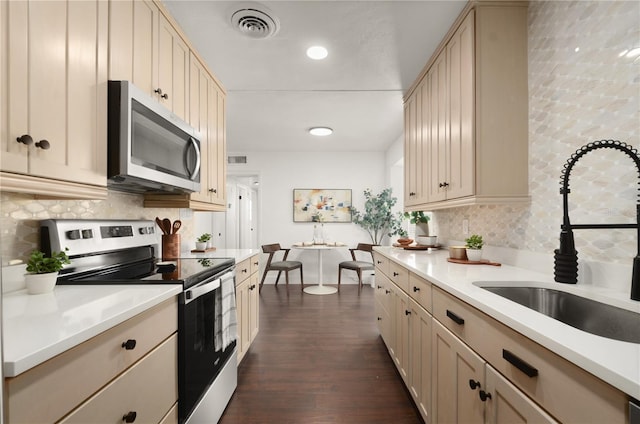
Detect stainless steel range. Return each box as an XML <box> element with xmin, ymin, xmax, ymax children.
<box><xmin>41</xmin><ymin>219</ymin><xmax>238</xmax><ymax>424</ymax></box>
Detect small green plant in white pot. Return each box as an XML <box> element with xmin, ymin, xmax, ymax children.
<box><xmin>465</xmin><ymin>234</ymin><xmax>484</xmax><ymax>262</ymax></box>
<box><xmin>196</xmin><ymin>233</ymin><xmax>211</xmax><ymax>250</ymax></box>
<box><xmin>25</xmin><ymin>248</ymin><xmax>70</xmax><ymax>294</ymax></box>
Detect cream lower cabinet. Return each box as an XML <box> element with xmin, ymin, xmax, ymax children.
<box><xmin>0</xmin><ymin>0</ymin><xmax>108</xmax><ymax>199</ymax></box>
<box><xmin>4</xmin><ymin>298</ymin><xmax>178</xmax><ymax>424</ymax></box>
<box><xmin>408</xmin><ymin>297</ymin><xmax>432</xmax><ymax>421</ymax></box>
<box><xmin>374</xmin><ymin>252</ymin><xmax>629</xmax><ymax>424</ymax></box>
<box><xmin>236</xmin><ymin>254</ymin><xmax>260</xmax><ymax>363</ymax></box>
<box><xmin>432</xmin><ymin>319</ymin><xmax>485</xmax><ymax>424</ymax></box>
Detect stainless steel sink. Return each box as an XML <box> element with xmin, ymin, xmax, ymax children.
<box><xmin>479</xmin><ymin>286</ymin><xmax>640</xmax><ymax>344</ymax></box>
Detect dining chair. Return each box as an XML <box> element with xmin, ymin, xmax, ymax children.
<box><xmin>337</xmin><ymin>243</ymin><xmax>375</xmax><ymax>290</ymax></box>
<box><xmin>259</xmin><ymin>243</ymin><xmax>304</xmax><ymax>291</ymax></box>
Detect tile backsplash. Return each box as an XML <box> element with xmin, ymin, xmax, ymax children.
<box><xmin>0</xmin><ymin>191</ymin><xmax>193</xmax><ymax>265</ymax></box>
<box><xmin>434</xmin><ymin>0</ymin><xmax>639</xmax><ymax>266</ymax></box>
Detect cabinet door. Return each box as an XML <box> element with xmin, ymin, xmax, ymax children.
<box><xmin>2</xmin><ymin>0</ymin><xmax>28</xmax><ymax>173</ymax></box>
<box><xmin>408</xmin><ymin>298</ymin><xmax>432</xmax><ymax>422</ymax></box>
<box><xmin>248</xmin><ymin>272</ymin><xmax>260</xmax><ymax>344</ymax></box>
<box><xmin>432</xmin><ymin>319</ymin><xmax>484</xmax><ymax>424</ymax></box>
<box><xmin>236</xmin><ymin>278</ymin><xmax>250</xmax><ymax>363</ymax></box>
<box><xmin>392</xmin><ymin>285</ymin><xmax>410</xmax><ymax>384</ymax></box>
<box><xmin>189</xmin><ymin>54</ymin><xmax>211</xmax><ymax>203</ymax></box>
<box><xmin>4</xmin><ymin>0</ymin><xmax>106</xmax><ymax>187</ymax></box>
<box><xmin>428</xmin><ymin>52</ymin><xmax>448</xmax><ymax>202</ymax></box>
<box><xmin>485</xmin><ymin>365</ymin><xmax>558</xmax><ymax>424</ymax></box>
<box><xmin>404</xmin><ymin>91</ymin><xmax>419</xmax><ymax>206</ymax></box>
<box><xmin>446</xmin><ymin>10</ymin><xmax>475</xmax><ymax>200</ymax></box>
<box><xmin>375</xmin><ymin>274</ymin><xmax>392</xmax><ymax>345</ymax></box>
<box><xmin>108</xmin><ymin>0</ymin><xmax>158</xmax><ymax>96</ymax></box>
<box><xmin>158</xmin><ymin>14</ymin><xmax>189</xmax><ymax>119</ymax></box>
<box><xmin>207</xmin><ymin>81</ymin><xmax>226</xmax><ymax>206</ymax></box>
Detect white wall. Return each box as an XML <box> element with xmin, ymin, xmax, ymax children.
<box><xmin>232</xmin><ymin>150</ymin><xmax>386</xmax><ymax>285</ymax></box>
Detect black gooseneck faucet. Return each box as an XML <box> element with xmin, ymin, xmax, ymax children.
<box><xmin>554</xmin><ymin>140</ymin><xmax>640</xmax><ymax>301</ymax></box>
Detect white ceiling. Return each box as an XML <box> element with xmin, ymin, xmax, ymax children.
<box><xmin>162</xmin><ymin>0</ymin><xmax>466</xmax><ymax>153</ymax></box>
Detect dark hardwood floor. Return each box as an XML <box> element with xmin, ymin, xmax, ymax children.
<box><xmin>219</xmin><ymin>284</ymin><xmax>423</xmax><ymax>424</ymax></box>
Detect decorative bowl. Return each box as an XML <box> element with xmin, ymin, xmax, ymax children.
<box><xmin>449</xmin><ymin>246</ymin><xmax>468</xmax><ymax>260</ymax></box>
<box><xmin>416</xmin><ymin>235</ymin><xmax>437</xmax><ymax>246</ymax></box>
<box><xmin>396</xmin><ymin>238</ymin><xmax>413</xmax><ymax>246</ymax></box>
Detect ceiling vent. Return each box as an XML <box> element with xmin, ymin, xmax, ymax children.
<box><xmin>230</xmin><ymin>3</ymin><xmax>279</xmax><ymax>39</ymax></box>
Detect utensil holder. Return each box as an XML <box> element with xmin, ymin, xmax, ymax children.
<box><xmin>162</xmin><ymin>234</ymin><xmax>180</xmax><ymax>260</ymax></box>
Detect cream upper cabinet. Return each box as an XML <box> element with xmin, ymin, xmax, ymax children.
<box><xmin>108</xmin><ymin>0</ymin><xmax>158</xmax><ymax>97</ymax></box>
<box><xmin>158</xmin><ymin>13</ymin><xmax>189</xmax><ymax>120</ymax></box>
<box><xmin>108</xmin><ymin>0</ymin><xmax>188</xmax><ymax>121</ymax></box>
<box><xmin>0</xmin><ymin>0</ymin><xmax>108</xmax><ymax>199</ymax></box>
<box><xmin>405</xmin><ymin>3</ymin><xmax>529</xmax><ymax>211</ymax></box>
<box><xmin>145</xmin><ymin>53</ymin><xmax>227</xmax><ymax>211</ymax></box>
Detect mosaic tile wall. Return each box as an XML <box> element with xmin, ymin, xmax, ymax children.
<box><xmin>434</xmin><ymin>0</ymin><xmax>640</xmax><ymax>265</ymax></box>
<box><xmin>0</xmin><ymin>191</ymin><xmax>193</xmax><ymax>265</ymax></box>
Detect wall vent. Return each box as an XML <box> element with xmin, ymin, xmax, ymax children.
<box><xmin>228</xmin><ymin>155</ymin><xmax>248</xmax><ymax>164</ymax></box>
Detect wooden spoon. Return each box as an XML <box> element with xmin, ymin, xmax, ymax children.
<box><xmin>172</xmin><ymin>220</ymin><xmax>182</xmax><ymax>234</ymax></box>
<box><xmin>155</xmin><ymin>217</ymin><xmax>167</xmax><ymax>235</ymax></box>
<box><xmin>162</xmin><ymin>218</ymin><xmax>172</xmax><ymax>236</ymax></box>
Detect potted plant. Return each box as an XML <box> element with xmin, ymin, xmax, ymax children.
<box><xmin>351</xmin><ymin>188</ymin><xmax>403</xmax><ymax>245</ymax></box>
<box><xmin>465</xmin><ymin>234</ymin><xmax>484</xmax><ymax>262</ymax></box>
<box><xmin>404</xmin><ymin>211</ymin><xmax>430</xmax><ymax>235</ymax></box>
<box><xmin>390</xmin><ymin>212</ymin><xmax>412</xmax><ymax>246</ymax></box>
<box><xmin>196</xmin><ymin>233</ymin><xmax>211</xmax><ymax>250</ymax></box>
<box><xmin>25</xmin><ymin>248</ymin><xmax>70</xmax><ymax>294</ymax></box>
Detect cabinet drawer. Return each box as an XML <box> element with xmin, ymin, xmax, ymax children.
<box><xmin>60</xmin><ymin>334</ymin><xmax>178</xmax><ymax>424</ymax></box>
<box><xmin>373</xmin><ymin>252</ymin><xmax>389</xmax><ymax>276</ymax></box>
<box><xmin>236</xmin><ymin>257</ymin><xmax>251</xmax><ymax>284</ymax></box>
<box><xmin>389</xmin><ymin>261</ymin><xmax>409</xmax><ymax>293</ymax></box>
<box><xmin>433</xmin><ymin>287</ymin><xmax>627</xmax><ymax>423</ymax></box>
<box><xmin>408</xmin><ymin>272</ymin><xmax>432</xmax><ymax>312</ymax></box>
<box><xmin>432</xmin><ymin>286</ymin><xmax>481</xmax><ymax>344</ymax></box>
<box><xmin>250</xmin><ymin>254</ymin><xmax>260</xmax><ymax>275</ymax></box>
<box><xmin>5</xmin><ymin>297</ymin><xmax>178</xmax><ymax>424</ymax></box>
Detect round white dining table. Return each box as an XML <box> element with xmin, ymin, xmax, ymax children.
<box><xmin>293</xmin><ymin>244</ymin><xmax>346</xmax><ymax>295</ymax></box>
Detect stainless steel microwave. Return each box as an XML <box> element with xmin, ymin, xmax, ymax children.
<box><xmin>107</xmin><ymin>80</ymin><xmax>201</xmax><ymax>194</ymax></box>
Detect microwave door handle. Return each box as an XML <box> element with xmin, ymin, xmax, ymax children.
<box><xmin>186</xmin><ymin>136</ymin><xmax>201</xmax><ymax>181</ymax></box>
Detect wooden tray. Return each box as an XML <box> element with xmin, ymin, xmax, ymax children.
<box><xmin>399</xmin><ymin>244</ymin><xmax>441</xmax><ymax>250</ymax></box>
<box><xmin>191</xmin><ymin>247</ymin><xmax>217</xmax><ymax>253</ymax></box>
<box><xmin>447</xmin><ymin>258</ymin><xmax>501</xmax><ymax>266</ymax></box>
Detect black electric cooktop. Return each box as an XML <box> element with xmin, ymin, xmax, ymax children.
<box><xmin>57</xmin><ymin>257</ymin><xmax>235</xmax><ymax>289</ymax></box>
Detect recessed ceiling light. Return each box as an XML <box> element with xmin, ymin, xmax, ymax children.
<box><xmin>309</xmin><ymin>127</ymin><xmax>333</xmax><ymax>136</ymax></box>
<box><xmin>306</xmin><ymin>46</ymin><xmax>328</xmax><ymax>60</ymax></box>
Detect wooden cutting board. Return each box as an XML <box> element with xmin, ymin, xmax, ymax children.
<box><xmin>447</xmin><ymin>258</ymin><xmax>501</xmax><ymax>266</ymax></box>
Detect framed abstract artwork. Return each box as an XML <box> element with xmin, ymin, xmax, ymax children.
<box><xmin>293</xmin><ymin>189</ymin><xmax>352</xmax><ymax>222</ymax></box>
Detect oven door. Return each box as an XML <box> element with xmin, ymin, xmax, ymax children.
<box><xmin>179</xmin><ymin>269</ymin><xmax>237</xmax><ymax>423</ymax></box>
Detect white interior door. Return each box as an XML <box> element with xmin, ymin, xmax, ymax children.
<box><xmin>237</xmin><ymin>184</ymin><xmax>251</xmax><ymax>249</ymax></box>
<box><xmin>225</xmin><ymin>183</ymin><xmax>238</xmax><ymax>249</ymax></box>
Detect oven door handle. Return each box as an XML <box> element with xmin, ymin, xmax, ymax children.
<box><xmin>184</xmin><ymin>270</ymin><xmax>235</xmax><ymax>304</ymax></box>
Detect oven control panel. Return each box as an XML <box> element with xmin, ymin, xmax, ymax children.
<box><xmin>41</xmin><ymin>219</ymin><xmax>160</xmax><ymax>256</ymax></box>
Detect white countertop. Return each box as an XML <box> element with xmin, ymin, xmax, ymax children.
<box><xmin>3</xmin><ymin>284</ymin><xmax>181</xmax><ymax>377</ymax></box>
<box><xmin>374</xmin><ymin>246</ymin><xmax>640</xmax><ymax>399</ymax></box>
